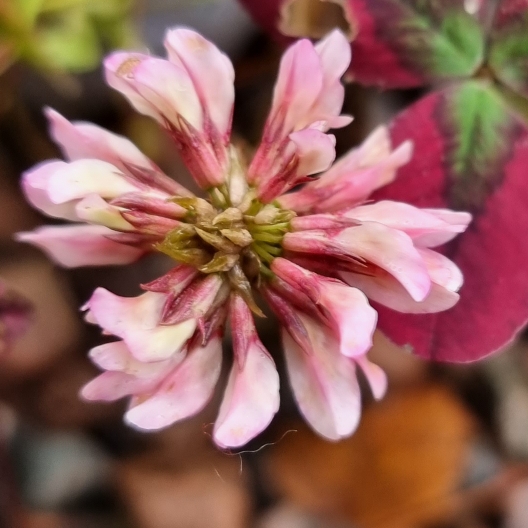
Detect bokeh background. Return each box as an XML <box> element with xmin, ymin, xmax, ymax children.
<box><xmin>1</xmin><ymin>1</ymin><xmax>528</xmax><ymax>527</ymax></box>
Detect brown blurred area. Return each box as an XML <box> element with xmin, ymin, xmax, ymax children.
<box><xmin>1</xmin><ymin>1</ymin><xmax>528</xmax><ymax>528</ymax></box>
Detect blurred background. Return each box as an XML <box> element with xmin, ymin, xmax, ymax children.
<box><xmin>1</xmin><ymin>1</ymin><xmax>528</xmax><ymax>527</ymax></box>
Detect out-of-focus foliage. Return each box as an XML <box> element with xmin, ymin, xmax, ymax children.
<box><xmin>0</xmin><ymin>278</ymin><xmax>33</xmax><ymax>355</ymax></box>
<box><xmin>0</xmin><ymin>0</ymin><xmax>137</xmax><ymax>74</ymax></box>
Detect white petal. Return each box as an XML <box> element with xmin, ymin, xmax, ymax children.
<box><xmin>125</xmin><ymin>335</ymin><xmax>223</xmax><ymax>430</ymax></box>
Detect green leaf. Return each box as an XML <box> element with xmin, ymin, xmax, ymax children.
<box><xmin>489</xmin><ymin>31</ymin><xmax>528</xmax><ymax>99</ymax></box>
<box><xmin>427</xmin><ymin>11</ymin><xmax>485</xmax><ymax>78</ymax></box>
<box><xmin>441</xmin><ymin>80</ymin><xmax>519</xmax><ymax>210</ymax></box>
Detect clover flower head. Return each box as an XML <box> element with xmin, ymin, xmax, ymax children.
<box><xmin>18</xmin><ymin>27</ymin><xmax>471</xmax><ymax>448</ymax></box>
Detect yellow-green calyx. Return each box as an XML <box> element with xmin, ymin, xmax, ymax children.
<box><xmin>156</xmin><ymin>192</ymin><xmax>295</xmax><ymax>283</ymax></box>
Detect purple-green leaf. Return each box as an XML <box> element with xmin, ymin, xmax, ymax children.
<box><xmin>372</xmin><ymin>80</ymin><xmax>528</xmax><ymax>362</ymax></box>
<box><xmin>489</xmin><ymin>1</ymin><xmax>528</xmax><ymax>99</ymax></box>
<box><xmin>346</xmin><ymin>0</ymin><xmax>486</xmax><ymax>87</ymax></box>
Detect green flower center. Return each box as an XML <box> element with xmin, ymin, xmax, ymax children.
<box><xmin>156</xmin><ymin>192</ymin><xmax>294</xmax><ymax>311</ymax></box>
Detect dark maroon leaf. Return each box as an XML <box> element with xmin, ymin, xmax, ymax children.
<box><xmin>492</xmin><ymin>0</ymin><xmax>528</xmax><ymax>28</ymax></box>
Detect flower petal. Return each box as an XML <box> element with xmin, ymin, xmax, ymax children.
<box><xmin>164</xmin><ymin>28</ymin><xmax>234</xmax><ymax>138</ymax></box>
<box><xmin>75</xmin><ymin>194</ymin><xmax>133</xmax><ymax>231</ymax></box>
<box><xmin>271</xmin><ymin>258</ymin><xmax>377</xmax><ymax>357</ymax></box>
<box><xmin>282</xmin><ymin>313</ymin><xmax>361</xmax><ymax>441</ymax></box>
<box><xmin>418</xmin><ymin>248</ymin><xmax>463</xmax><ymax>292</ymax></box>
<box><xmin>132</xmin><ymin>57</ymin><xmax>204</xmax><ymax>132</ymax></box>
<box><xmin>46</xmin><ymin>108</ymin><xmax>154</xmax><ymax>169</ymax></box>
<box><xmin>355</xmin><ymin>356</ymin><xmax>387</xmax><ymax>400</ymax></box>
<box><xmin>47</xmin><ymin>159</ymin><xmax>138</xmax><ymax>204</ymax></box>
<box><xmin>288</xmin><ymin>129</ymin><xmax>336</xmax><ymax>176</ymax></box>
<box><xmin>268</xmin><ymin>38</ymin><xmax>323</xmax><ymax>136</ymax></box>
<box><xmin>16</xmin><ymin>225</ymin><xmax>144</xmax><ymax>267</ymax></box>
<box><xmin>88</xmin><ymin>341</ymin><xmax>174</xmax><ymax>377</ymax></box>
<box><xmin>213</xmin><ymin>340</ymin><xmax>280</xmax><ymax>448</ymax></box>
<box><xmin>340</xmin><ymin>269</ymin><xmax>459</xmax><ymax>313</ymax></box>
<box><xmin>85</xmin><ymin>289</ymin><xmax>196</xmax><ymax>362</ymax></box>
<box><xmin>279</xmin><ymin>136</ymin><xmax>413</xmax><ymax>213</ymax></box>
<box><xmin>335</xmin><ymin>223</ymin><xmax>431</xmax><ymax>301</ymax></box>
<box><xmin>284</xmin><ymin>223</ymin><xmax>431</xmax><ymax>301</ymax></box>
<box><xmin>312</xmin><ymin>29</ymin><xmax>351</xmax><ymax>125</ymax></box>
<box><xmin>125</xmin><ymin>333</ymin><xmax>223</xmax><ymax>430</ymax></box>
<box><xmin>213</xmin><ymin>296</ymin><xmax>279</xmax><ymax>448</ymax></box>
<box><xmin>414</xmin><ymin>209</ymin><xmax>472</xmax><ymax>247</ymax></box>
<box><xmin>317</xmin><ymin>282</ymin><xmax>377</xmax><ymax>357</ymax></box>
<box><xmin>45</xmin><ymin>108</ymin><xmax>192</xmax><ymax>197</ymax></box>
<box><xmin>21</xmin><ymin>160</ymin><xmax>79</xmax><ymax>220</ymax></box>
<box><xmin>81</xmin><ymin>370</ymin><xmax>160</xmax><ymax>402</ymax></box>
<box><xmin>345</xmin><ymin>201</ymin><xmax>469</xmax><ymax>244</ymax></box>
<box><xmin>104</xmin><ymin>52</ymin><xmax>161</xmax><ymax>119</ymax></box>
<box><xmin>315</xmin><ymin>29</ymin><xmax>351</xmax><ymax>90</ymax></box>
<box><xmin>106</xmin><ymin>52</ymin><xmax>204</xmax><ymax>133</ymax></box>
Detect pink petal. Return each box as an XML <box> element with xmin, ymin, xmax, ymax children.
<box><xmin>164</xmin><ymin>28</ymin><xmax>234</xmax><ymax>138</ymax></box>
<box><xmin>213</xmin><ymin>295</ymin><xmax>279</xmax><ymax>448</ymax></box>
<box><xmin>288</xmin><ymin>129</ymin><xmax>336</xmax><ymax>176</ymax></box>
<box><xmin>21</xmin><ymin>160</ymin><xmax>79</xmax><ymax>220</ymax></box>
<box><xmin>47</xmin><ymin>159</ymin><xmax>139</xmax><ymax>204</ymax></box>
<box><xmin>282</xmin><ymin>313</ymin><xmax>361</xmax><ymax>441</ymax></box>
<box><xmin>46</xmin><ymin>108</ymin><xmax>154</xmax><ymax>169</ymax></box>
<box><xmin>86</xmin><ymin>289</ymin><xmax>196</xmax><ymax>362</ymax></box>
<box><xmin>75</xmin><ymin>194</ymin><xmax>133</xmax><ymax>231</ymax></box>
<box><xmin>16</xmin><ymin>225</ymin><xmax>144</xmax><ymax>267</ymax></box>
<box><xmin>125</xmin><ymin>333</ymin><xmax>223</xmax><ymax>430</ymax></box>
<box><xmin>45</xmin><ymin>108</ymin><xmax>192</xmax><ymax>198</ymax></box>
<box><xmin>418</xmin><ymin>248</ymin><xmax>463</xmax><ymax>292</ymax></box>
<box><xmin>213</xmin><ymin>340</ymin><xmax>280</xmax><ymax>448</ymax></box>
<box><xmin>88</xmin><ymin>341</ymin><xmax>131</xmax><ymax>371</ymax></box>
<box><xmin>104</xmin><ymin>52</ymin><xmax>161</xmax><ymax>119</ymax></box>
<box><xmin>345</xmin><ymin>201</ymin><xmax>468</xmax><ymax>242</ymax></box>
<box><xmin>88</xmin><ymin>341</ymin><xmax>174</xmax><ymax>378</ymax></box>
<box><xmin>132</xmin><ymin>58</ymin><xmax>204</xmax><ymax>132</ymax></box>
<box><xmin>319</xmin><ymin>125</ymin><xmax>401</xmax><ymax>184</ymax></box>
<box><xmin>315</xmin><ymin>29</ymin><xmax>351</xmax><ymax>89</ymax></box>
<box><xmin>106</xmin><ymin>52</ymin><xmax>204</xmax><ymax>133</ymax></box>
<box><xmin>81</xmin><ymin>370</ymin><xmax>160</xmax><ymax>402</ymax></box>
<box><xmin>335</xmin><ymin>223</ymin><xmax>431</xmax><ymax>301</ymax></box>
<box><xmin>317</xmin><ymin>281</ymin><xmax>377</xmax><ymax>357</ymax></box>
<box><xmin>279</xmin><ymin>137</ymin><xmax>413</xmax><ymax>213</ymax></box>
<box><xmin>340</xmin><ymin>270</ymin><xmax>459</xmax><ymax>313</ymax></box>
<box><xmin>320</xmin><ymin>141</ymin><xmax>413</xmax><ymax>210</ymax></box>
<box><xmin>271</xmin><ymin>258</ymin><xmax>377</xmax><ymax>357</ymax></box>
<box><xmin>423</xmin><ymin>209</ymin><xmax>473</xmax><ymax>226</ymax></box>
<box><xmin>312</xmin><ymin>29</ymin><xmax>351</xmax><ymax>125</ymax></box>
<box><xmin>268</xmin><ymin>39</ymin><xmax>324</xmax><ymax>136</ymax></box>
<box><xmin>414</xmin><ymin>209</ymin><xmax>472</xmax><ymax>247</ymax></box>
<box><xmin>355</xmin><ymin>356</ymin><xmax>387</xmax><ymax>401</ymax></box>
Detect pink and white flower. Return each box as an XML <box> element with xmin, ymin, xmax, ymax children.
<box><xmin>17</xmin><ymin>27</ymin><xmax>470</xmax><ymax>448</ymax></box>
